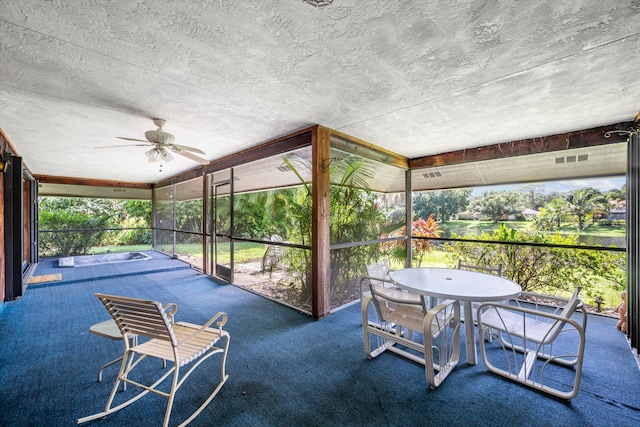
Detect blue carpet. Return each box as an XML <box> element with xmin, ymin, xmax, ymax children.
<box><xmin>1</xmin><ymin>263</ymin><xmax>639</xmax><ymax>426</ymax></box>
<box><xmin>27</xmin><ymin>250</ymin><xmax>191</xmax><ymax>288</ymax></box>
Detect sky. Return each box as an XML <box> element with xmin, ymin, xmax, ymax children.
<box><xmin>470</xmin><ymin>176</ymin><xmax>625</xmax><ymax>197</ymax></box>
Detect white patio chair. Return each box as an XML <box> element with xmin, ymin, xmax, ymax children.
<box><xmin>262</xmin><ymin>234</ymin><xmax>284</xmax><ymax>272</ymax></box>
<box><xmin>457</xmin><ymin>259</ymin><xmax>503</xmax><ymax>276</ymax></box>
<box><xmin>457</xmin><ymin>259</ymin><xmax>503</xmax><ymax>319</ymax></box>
<box><xmin>362</xmin><ymin>279</ymin><xmax>461</xmax><ymax>389</ymax></box>
<box><xmin>361</xmin><ymin>260</ymin><xmax>422</xmax><ymax>303</ymax></box>
<box><xmin>78</xmin><ymin>293</ymin><xmax>230</xmax><ymax>427</ymax></box>
<box><xmin>476</xmin><ymin>287</ymin><xmax>585</xmax><ymax>399</ymax></box>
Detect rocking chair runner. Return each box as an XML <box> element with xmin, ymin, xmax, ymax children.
<box><xmin>78</xmin><ymin>293</ymin><xmax>230</xmax><ymax>427</ymax></box>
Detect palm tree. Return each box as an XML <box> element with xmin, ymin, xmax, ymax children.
<box><xmin>565</xmin><ymin>188</ymin><xmax>606</xmax><ymax>230</ymax></box>
<box><xmin>546</xmin><ymin>197</ymin><xmax>569</xmax><ymax>228</ymax></box>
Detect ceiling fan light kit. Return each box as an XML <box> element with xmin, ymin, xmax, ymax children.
<box><xmin>145</xmin><ymin>147</ymin><xmax>173</xmax><ymax>163</ymax></box>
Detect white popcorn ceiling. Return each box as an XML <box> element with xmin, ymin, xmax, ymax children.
<box><xmin>0</xmin><ymin>0</ymin><xmax>638</xmax><ymax>193</ymax></box>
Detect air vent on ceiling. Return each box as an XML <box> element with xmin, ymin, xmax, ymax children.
<box><xmin>555</xmin><ymin>154</ymin><xmax>589</xmax><ymax>164</ymax></box>
<box><xmin>423</xmin><ymin>171</ymin><xmax>442</xmax><ymax>179</ymax></box>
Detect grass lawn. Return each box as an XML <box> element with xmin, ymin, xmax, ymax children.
<box><xmin>92</xmin><ymin>241</ymin><xmax>266</xmax><ymax>263</ymax></box>
<box><xmin>440</xmin><ymin>220</ymin><xmax>625</xmax><ymax>237</ymax></box>
<box><xmin>558</xmin><ymin>222</ymin><xmax>625</xmax><ymax>237</ymax></box>
<box><xmin>172</xmin><ymin>241</ymin><xmax>265</xmax><ymax>263</ymax></box>
<box><xmin>440</xmin><ymin>220</ymin><xmax>533</xmax><ymax>234</ymax></box>
<box><xmin>91</xmin><ymin>244</ymin><xmax>152</xmax><ymax>254</ymax></box>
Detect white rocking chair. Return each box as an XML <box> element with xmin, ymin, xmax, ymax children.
<box><xmin>78</xmin><ymin>293</ymin><xmax>230</xmax><ymax>427</ymax></box>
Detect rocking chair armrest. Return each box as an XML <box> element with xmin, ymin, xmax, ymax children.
<box><xmin>176</xmin><ymin>312</ymin><xmax>228</xmax><ymax>345</ymax></box>
<box><xmin>163</xmin><ymin>303</ymin><xmax>178</xmax><ymax>323</ymax></box>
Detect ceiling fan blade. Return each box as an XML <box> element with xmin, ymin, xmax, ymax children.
<box><xmin>172</xmin><ymin>143</ymin><xmax>206</xmax><ymax>154</ymax></box>
<box><xmin>95</xmin><ymin>143</ymin><xmax>152</xmax><ymax>149</ymax></box>
<box><xmin>174</xmin><ymin>149</ymin><xmax>209</xmax><ymax>165</ymax></box>
<box><xmin>117</xmin><ymin>136</ymin><xmax>149</xmax><ymax>143</ymax></box>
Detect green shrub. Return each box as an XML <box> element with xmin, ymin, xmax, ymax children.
<box><xmin>39</xmin><ymin>210</ymin><xmax>111</xmax><ymax>256</ymax></box>
<box><xmin>444</xmin><ymin>223</ymin><xmax>625</xmax><ymax>297</ymax></box>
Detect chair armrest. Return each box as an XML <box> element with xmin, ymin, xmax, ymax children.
<box><xmin>163</xmin><ymin>303</ymin><xmax>178</xmax><ymax>323</ymax></box>
<box><xmin>517</xmin><ymin>292</ymin><xmax>583</xmax><ymax>310</ymax></box>
<box><xmin>424</xmin><ymin>299</ymin><xmax>459</xmax><ymax>336</ymax></box>
<box><xmin>175</xmin><ymin>312</ymin><xmax>228</xmax><ymax>345</ymax></box>
<box><xmin>477</xmin><ymin>302</ymin><xmax>584</xmax><ymax>345</ymax></box>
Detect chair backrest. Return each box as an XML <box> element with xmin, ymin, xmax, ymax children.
<box><xmin>365</xmin><ymin>261</ymin><xmax>390</xmax><ymax>287</ymax></box>
<box><xmin>267</xmin><ymin>234</ymin><xmax>284</xmax><ymax>256</ymax></box>
<box><xmin>95</xmin><ymin>293</ymin><xmax>177</xmax><ymax>346</ymax></box>
<box><xmin>543</xmin><ymin>287</ymin><xmax>582</xmax><ymax>343</ymax></box>
<box><xmin>457</xmin><ymin>259</ymin><xmax>503</xmax><ymax>276</ymax></box>
<box><xmin>368</xmin><ymin>280</ymin><xmax>427</xmax><ymax>323</ymax></box>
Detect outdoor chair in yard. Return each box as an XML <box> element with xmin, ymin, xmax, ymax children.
<box><xmin>78</xmin><ymin>293</ymin><xmax>230</xmax><ymax>427</ymax></box>
<box><xmin>362</xmin><ymin>279</ymin><xmax>461</xmax><ymax>389</ymax></box>
<box><xmin>476</xmin><ymin>287</ymin><xmax>586</xmax><ymax>400</ymax></box>
<box><xmin>262</xmin><ymin>234</ymin><xmax>284</xmax><ymax>272</ymax></box>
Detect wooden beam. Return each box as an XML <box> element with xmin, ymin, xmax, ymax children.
<box><xmin>330</xmin><ymin>129</ymin><xmax>409</xmax><ymax>169</ymax></box>
<box><xmin>409</xmin><ymin>122</ymin><xmax>631</xmax><ymax>169</ymax></box>
<box><xmin>155</xmin><ymin>127</ymin><xmax>314</xmax><ymax>188</ymax></box>
<box><xmin>0</xmin><ymin>128</ymin><xmax>21</xmax><ymax>157</ymax></box>
<box><xmin>312</xmin><ymin>126</ymin><xmax>331</xmax><ymax>320</ymax></box>
<box><xmin>33</xmin><ymin>175</ymin><xmax>152</xmax><ymax>189</ymax></box>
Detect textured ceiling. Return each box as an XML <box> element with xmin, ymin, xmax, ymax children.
<box><xmin>1</xmin><ymin>0</ymin><xmax>639</xmax><ymax>188</ymax></box>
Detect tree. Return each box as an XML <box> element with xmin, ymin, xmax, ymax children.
<box><xmin>413</xmin><ymin>189</ymin><xmax>471</xmax><ymax>222</ymax></box>
<box><xmin>476</xmin><ymin>191</ymin><xmax>526</xmax><ymax>222</ymax></box>
<box><xmin>280</xmin><ymin>155</ymin><xmax>390</xmax><ymax>307</ymax></box>
<box><xmin>39</xmin><ymin>197</ymin><xmax>153</xmax><ymax>255</ymax></box>
<box><xmin>533</xmin><ymin>197</ymin><xmax>568</xmax><ymax>231</ymax></box>
<box><xmin>605</xmin><ymin>185</ymin><xmax>626</xmax><ymax>203</ymax></box>
<box><xmin>124</xmin><ymin>200</ymin><xmax>152</xmax><ymax>226</ymax></box>
<box><xmin>519</xmin><ymin>184</ymin><xmax>545</xmax><ymax>209</ymax></box>
<box><xmin>411</xmin><ymin>215</ymin><xmax>442</xmax><ymax>267</ymax></box>
<box><xmin>39</xmin><ymin>197</ymin><xmax>119</xmax><ymax>256</ymax></box>
<box><xmin>564</xmin><ymin>187</ymin><xmax>606</xmax><ymax>229</ymax></box>
<box><xmin>233</xmin><ymin>189</ymin><xmax>297</xmax><ymax>239</ymax></box>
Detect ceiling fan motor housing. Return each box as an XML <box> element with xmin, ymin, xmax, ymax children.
<box><xmin>145</xmin><ymin>130</ymin><xmax>175</xmax><ymax>144</ymax></box>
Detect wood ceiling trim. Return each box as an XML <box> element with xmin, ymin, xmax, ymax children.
<box><xmin>409</xmin><ymin>122</ymin><xmax>632</xmax><ymax>169</ymax></box>
<box><xmin>33</xmin><ymin>175</ymin><xmax>152</xmax><ymax>189</ymax></box>
<box><xmin>330</xmin><ymin>128</ymin><xmax>409</xmax><ymax>169</ymax></box>
<box><xmin>155</xmin><ymin>127</ymin><xmax>314</xmax><ymax>188</ymax></box>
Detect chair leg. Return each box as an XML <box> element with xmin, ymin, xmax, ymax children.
<box><xmin>162</xmin><ymin>366</ymin><xmax>181</xmax><ymax>427</ymax></box>
<box><xmin>77</xmin><ymin>352</ymin><xmax>175</xmax><ymax>424</ymax></box>
<box><xmin>176</xmin><ymin>335</ymin><xmax>231</xmax><ymax>427</ymax></box>
<box><xmin>97</xmin><ymin>356</ymin><xmax>123</xmax><ymax>382</ymax></box>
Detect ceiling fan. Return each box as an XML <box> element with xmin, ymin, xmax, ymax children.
<box><xmin>96</xmin><ymin>118</ymin><xmax>209</xmax><ymax>166</ymax></box>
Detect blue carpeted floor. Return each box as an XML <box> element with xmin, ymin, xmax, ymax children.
<box><xmin>1</xmin><ymin>253</ymin><xmax>639</xmax><ymax>426</ymax></box>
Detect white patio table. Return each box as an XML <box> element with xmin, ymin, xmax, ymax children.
<box><xmin>390</xmin><ymin>267</ymin><xmax>522</xmax><ymax>365</ymax></box>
